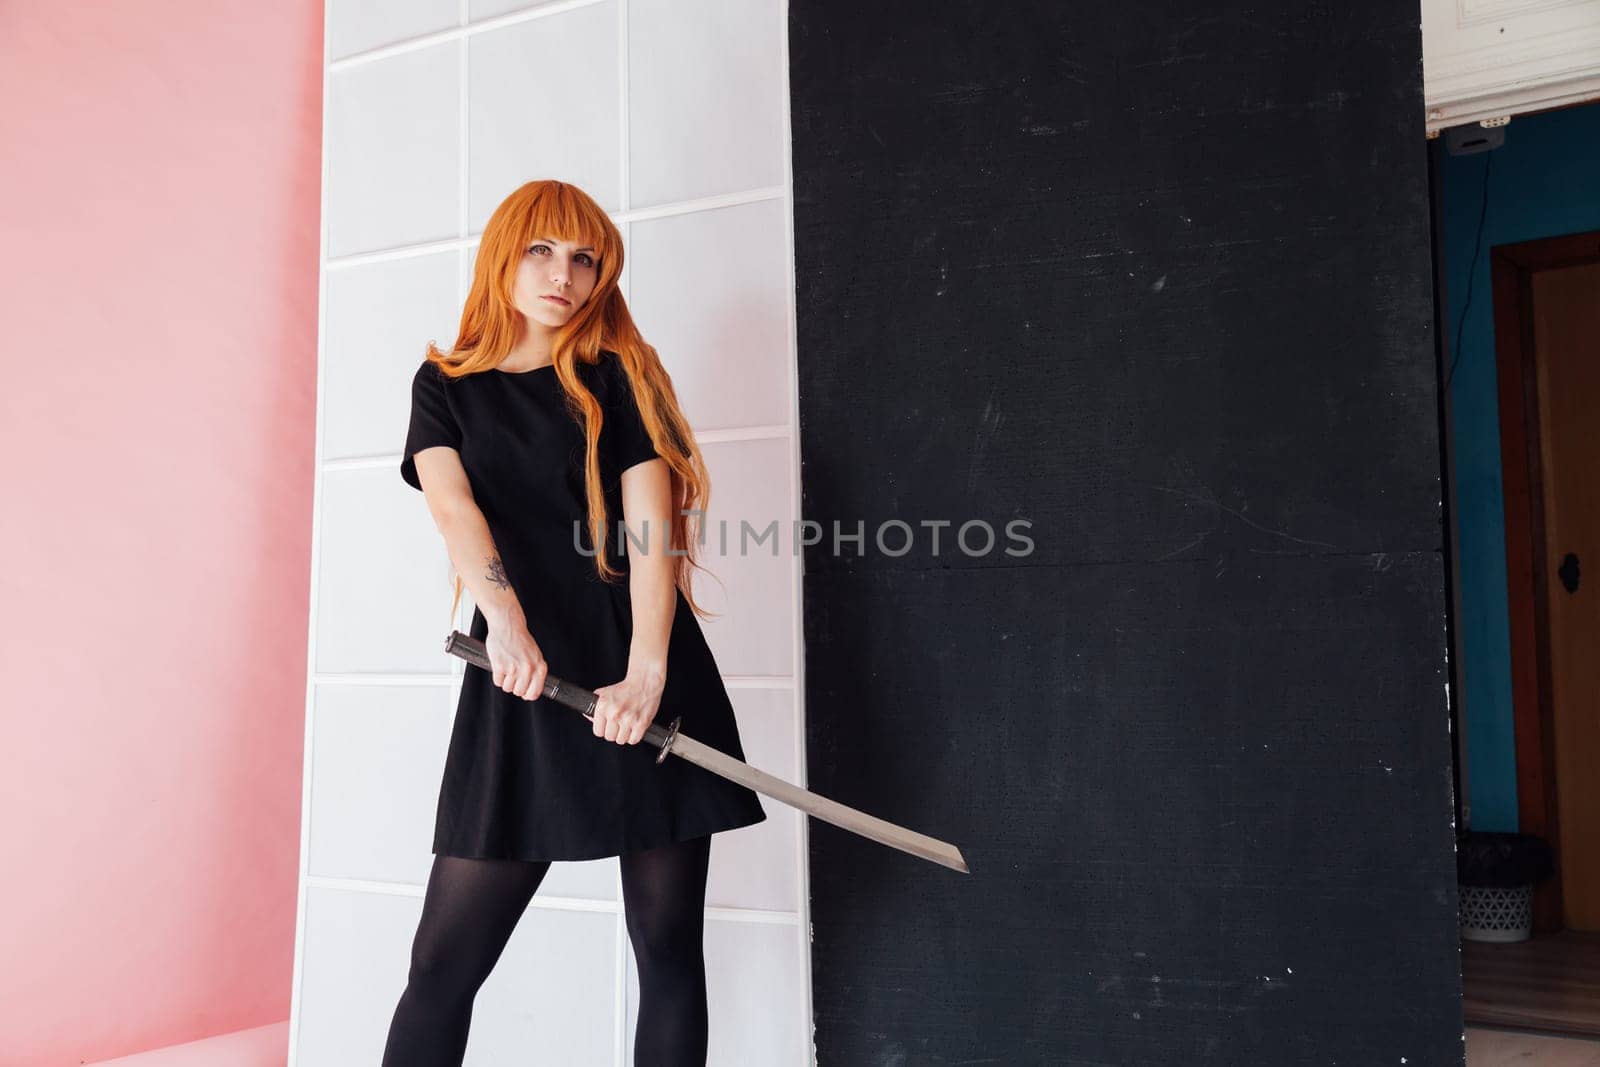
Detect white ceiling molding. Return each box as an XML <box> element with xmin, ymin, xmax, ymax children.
<box><xmin>1423</xmin><ymin>0</ymin><xmax>1600</xmax><ymax>131</ymax></box>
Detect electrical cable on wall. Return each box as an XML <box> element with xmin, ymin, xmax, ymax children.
<box><xmin>1444</xmin><ymin>149</ymin><xmax>1496</xmax><ymax>394</ymax></box>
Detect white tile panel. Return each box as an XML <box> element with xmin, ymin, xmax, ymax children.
<box><xmin>691</xmin><ymin>437</ymin><xmax>797</xmax><ymax>678</ymax></box>
<box><xmin>705</xmin><ymin>688</ymin><xmax>801</xmax><ymax>913</ymax></box>
<box><xmin>470</xmin><ymin>0</ymin><xmax>567</xmax><ymax>22</ymax></box>
<box><xmin>462</xmin><ymin>906</ymin><xmax>618</xmax><ymax>1064</ymax></box>
<box><xmin>296</xmin><ymin>885</ymin><xmax>617</xmax><ymax>1064</ymax></box>
<box><xmin>327</xmin><ymin>43</ymin><xmax>461</xmax><ymax>258</ymax></box>
<box><xmin>309</xmin><ymin>679</ymin><xmax>625</xmax><ymax>899</ymax></box>
<box><xmin>630</xmin><ymin>199</ymin><xmax>793</xmax><ymax>432</ymax></box>
<box><xmin>628</xmin><ymin>0</ymin><xmax>787</xmax><ymax>207</ymax></box>
<box><xmin>314</xmin><ymin>467</ymin><xmax>458</xmax><ymax>675</ymax></box>
<box><xmin>322</xmin><ymin>251</ymin><xmax>462</xmax><ymax>460</ymax></box>
<box><xmin>623</xmin><ymin>915</ymin><xmax>807</xmax><ymax>1065</ymax></box>
<box><xmin>293</xmin><ymin>887</ymin><xmax>422</xmax><ymax>1065</ymax></box>
<box><xmin>311</xmin><ymin>680</ymin><xmax>624</xmax><ymax>898</ymax></box>
<box><xmin>460</xmin><ymin>239</ymin><xmax>479</xmax><ymax>303</ymax></box>
<box><xmin>467</xmin><ymin>3</ymin><xmax>622</xmax><ymax>228</ymax></box>
<box><xmin>328</xmin><ymin>0</ymin><xmax>459</xmax><ymax>61</ymax></box>
<box><xmin>308</xmin><ymin>683</ymin><xmax>456</xmax><ymax>884</ymax></box>
<box><xmin>542</xmin><ymin>854</ymin><xmax>622</xmax><ymax>901</ymax></box>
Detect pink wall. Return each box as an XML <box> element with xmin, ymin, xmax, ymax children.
<box><xmin>0</xmin><ymin>3</ymin><xmax>322</xmax><ymax>1063</ymax></box>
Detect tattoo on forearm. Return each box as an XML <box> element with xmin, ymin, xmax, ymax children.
<box><xmin>485</xmin><ymin>556</ymin><xmax>511</xmax><ymax>590</ymax></box>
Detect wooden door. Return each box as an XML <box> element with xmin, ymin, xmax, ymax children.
<box><xmin>1496</xmin><ymin>230</ymin><xmax>1600</xmax><ymax>933</ymax></box>
<box><xmin>1532</xmin><ymin>262</ymin><xmax>1600</xmax><ymax>930</ymax></box>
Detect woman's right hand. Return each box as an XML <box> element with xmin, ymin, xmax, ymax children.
<box><xmin>485</xmin><ymin>619</ymin><xmax>548</xmax><ymax>701</ymax></box>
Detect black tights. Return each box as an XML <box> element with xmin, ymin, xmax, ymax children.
<box><xmin>381</xmin><ymin>833</ymin><xmax>713</xmax><ymax>1066</ymax></box>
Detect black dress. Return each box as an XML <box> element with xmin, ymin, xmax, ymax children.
<box><xmin>399</xmin><ymin>350</ymin><xmax>767</xmax><ymax>861</ymax></box>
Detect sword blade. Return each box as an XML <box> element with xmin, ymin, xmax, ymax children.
<box><xmin>667</xmin><ymin>730</ymin><xmax>970</xmax><ymax>873</ymax></box>
<box><xmin>443</xmin><ymin>631</ymin><xmax>969</xmax><ymax>874</ymax></box>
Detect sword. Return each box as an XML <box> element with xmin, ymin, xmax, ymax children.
<box><xmin>443</xmin><ymin>631</ymin><xmax>970</xmax><ymax>874</ymax></box>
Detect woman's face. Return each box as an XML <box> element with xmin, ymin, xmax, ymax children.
<box><xmin>512</xmin><ymin>236</ymin><xmax>600</xmax><ymax>329</ymax></box>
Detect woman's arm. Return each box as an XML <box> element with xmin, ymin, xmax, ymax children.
<box><xmin>412</xmin><ymin>445</ymin><xmax>547</xmax><ymax>700</ymax></box>
<box><xmin>620</xmin><ymin>456</ymin><xmax>676</xmax><ymax>679</ymax></box>
<box><xmin>590</xmin><ymin>456</ymin><xmax>674</xmax><ymax>745</ymax></box>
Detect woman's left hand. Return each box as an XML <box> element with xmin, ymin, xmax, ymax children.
<box><xmin>591</xmin><ymin>668</ymin><xmax>666</xmax><ymax>745</ymax></box>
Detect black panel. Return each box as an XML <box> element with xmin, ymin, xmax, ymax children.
<box><xmin>790</xmin><ymin>1</ymin><xmax>1460</xmax><ymax>1063</ymax></box>
<box><xmin>791</xmin><ymin>3</ymin><xmax>1441</xmax><ymax>576</ymax></box>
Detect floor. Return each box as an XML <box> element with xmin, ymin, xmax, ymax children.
<box><xmin>1463</xmin><ymin>930</ymin><xmax>1600</xmax><ymax>1036</ymax></box>
<box><xmin>1467</xmin><ymin>1026</ymin><xmax>1600</xmax><ymax>1065</ymax></box>
<box><xmin>85</xmin><ymin>1022</ymin><xmax>287</xmax><ymax>1066</ymax></box>
<box><xmin>74</xmin><ymin>1015</ymin><xmax>1597</xmax><ymax>1064</ymax></box>
<box><xmin>1462</xmin><ymin>929</ymin><xmax>1600</xmax><ymax>1064</ymax></box>
<box><xmin>71</xmin><ymin>932</ymin><xmax>1600</xmax><ymax>1065</ymax></box>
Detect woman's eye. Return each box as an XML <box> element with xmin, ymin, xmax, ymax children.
<box><xmin>527</xmin><ymin>244</ymin><xmax>594</xmax><ymax>267</ymax></box>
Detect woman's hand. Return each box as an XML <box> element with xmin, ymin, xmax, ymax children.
<box><xmin>591</xmin><ymin>668</ymin><xmax>666</xmax><ymax>745</ymax></box>
<box><xmin>485</xmin><ymin>618</ymin><xmax>548</xmax><ymax>701</ymax></box>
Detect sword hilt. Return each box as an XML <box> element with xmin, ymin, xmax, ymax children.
<box><xmin>444</xmin><ymin>630</ymin><xmax>681</xmax><ymax>763</ymax></box>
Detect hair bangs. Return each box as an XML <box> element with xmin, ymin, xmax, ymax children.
<box><xmin>518</xmin><ymin>183</ymin><xmax>616</xmax><ymax>267</ymax></box>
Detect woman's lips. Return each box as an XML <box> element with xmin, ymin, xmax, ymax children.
<box><xmin>541</xmin><ymin>295</ymin><xmax>570</xmax><ymax>305</ymax></box>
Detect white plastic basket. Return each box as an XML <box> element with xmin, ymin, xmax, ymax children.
<box><xmin>1459</xmin><ymin>884</ymin><xmax>1532</xmax><ymax>942</ymax></box>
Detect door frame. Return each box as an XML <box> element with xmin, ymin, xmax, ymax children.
<box><xmin>1495</xmin><ymin>228</ymin><xmax>1600</xmax><ymax>932</ymax></box>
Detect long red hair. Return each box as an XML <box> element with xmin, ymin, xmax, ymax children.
<box><xmin>424</xmin><ymin>179</ymin><xmax>719</xmax><ymax>621</ymax></box>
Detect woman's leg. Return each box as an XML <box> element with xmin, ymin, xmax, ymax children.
<box><xmin>380</xmin><ymin>854</ymin><xmax>551</xmax><ymax>1066</ymax></box>
<box><xmin>620</xmin><ymin>833</ymin><xmax>714</xmax><ymax>1067</ymax></box>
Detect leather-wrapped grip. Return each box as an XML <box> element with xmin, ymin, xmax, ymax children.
<box><xmin>443</xmin><ymin>630</ymin><xmax>679</xmax><ymax>756</ymax></box>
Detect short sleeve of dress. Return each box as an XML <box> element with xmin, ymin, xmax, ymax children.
<box><xmin>400</xmin><ymin>360</ymin><xmax>463</xmax><ymax>491</ymax></box>
<box><xmin>604</xmin><ymin>354</ymin><xmax>662</xmax><ymax>475</ymax></box>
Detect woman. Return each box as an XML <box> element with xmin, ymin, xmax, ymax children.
<box><xmin>381</xmin><ymin>179</ymin><xmax>767</xmax><ymax>1066</ymax></box>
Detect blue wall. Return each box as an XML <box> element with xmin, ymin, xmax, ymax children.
<box><xmin>1442</xmin><ymin>100</ymin><xmax>1600</xmax><ymax>830</ymax></box>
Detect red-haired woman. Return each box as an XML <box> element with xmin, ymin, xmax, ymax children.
<box><xmin>381</xmin><ymin>179</ymin><xmax>766</xmax><ymax>1066</ymax></box>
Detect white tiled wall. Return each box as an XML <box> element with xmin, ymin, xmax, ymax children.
<box><xmin>291</xmin><ymin>1</ymin><xmax>810</xmax><ymax>1063</ymax></box>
